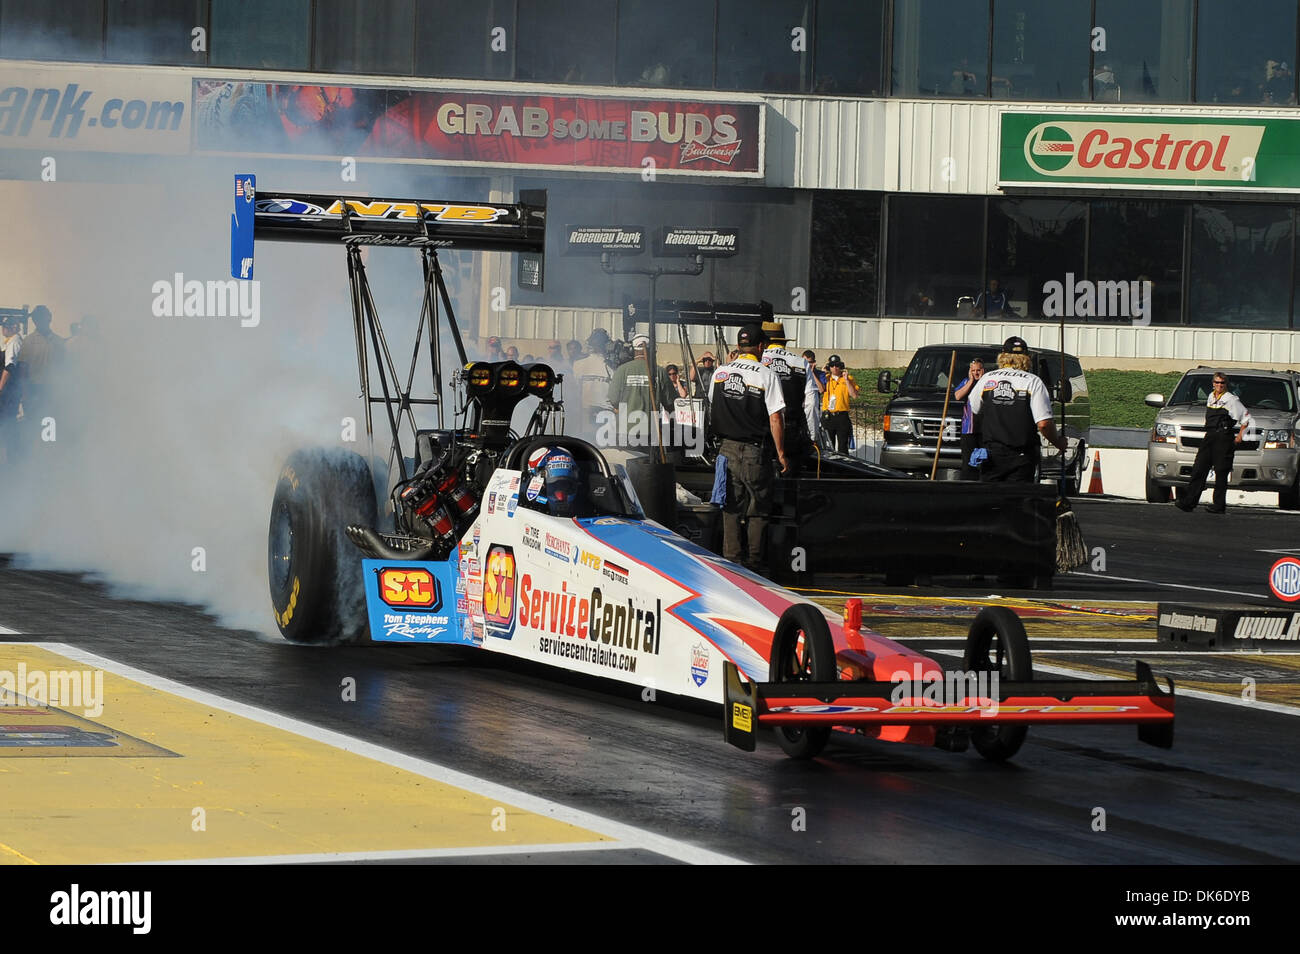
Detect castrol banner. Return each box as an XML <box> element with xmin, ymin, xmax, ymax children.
<box><xmin>999</xmin><ymin>112</ymin><xmax>1300</xmax><ymax>192</ymax></box>
<box><xmin>195</xmin><ymin>80</ymin><xmax>763</xmax><ymax>178</ymax></box>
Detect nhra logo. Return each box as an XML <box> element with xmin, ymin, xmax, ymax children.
<box><xmin>377</xmin><ymin>567</ymin><xmax>442</xmax><ymax>611</ymax></box>
<box><xmin>1269</xmin><ymin>557</ymin><xmax>1300</xmax><ymax>602</ymax></box>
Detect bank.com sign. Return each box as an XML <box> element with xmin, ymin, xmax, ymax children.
<box><xmin>999</xmin><ymin>113</ymin><xmax>1300</xmax><ymax>191</ymax></box>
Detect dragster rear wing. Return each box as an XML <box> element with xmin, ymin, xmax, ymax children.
<box><xmin>230</xmin><ymin>174</ymin><xmax>546</xmax><ymax>290</ymax></box>
<box><xmin>722</xmin><ymin>660</ymin><xmax>1175</xmax><ymax>752</ymax></box>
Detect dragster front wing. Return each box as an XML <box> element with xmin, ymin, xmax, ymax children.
<box><xmin>722</xmin><ymin>661</ymin><xmax>1175</xmax><ymax>752</ymax></box>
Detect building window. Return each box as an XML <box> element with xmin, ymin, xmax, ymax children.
<box><xmin>615</xmin><ymin>0</ymin><xmax>715</xmax><ymax>89</ymax></box>
<box><xmin>1191</xmin><ymin>203</ymin><xmax>1292</xmax><ymax>328</ymax></box>
<box><xmin>813</xmin><ymin>0</ymin><xmax>886</xmax><ymax>96</ymax></box>
<box><xmin>710</xmin><ymin>188</ymin><xmax>811</xmax><ymax>303</ymax></box>
<box><xmin>992</xmin><ymin>0</ymin><xmax>1091</xmax><ymax>101</ymax></box>
<box><xmin>210</xmin><ymin>0</ymin><xmax>310</xmax><ymax>70</ymax></box>
<box><xmin>416</xmin><ymin>0</ymin><xmax>515</xmax><ymax>81</ymax></box>
<box><xmin>886</xmin><ymin>195</ymin><xmax>984</xmax><ymax>317</ymax></box>
<box><xmin>105</xmin><ymin>0</ymin><xmax>205</xmax><ymax>65</ymax></box>
<box><xmin>314</xmin><ymin>0</ymin><xmax>414</xmax><ymax>76</ymax></box>
<box><xmin>810</xmin><ymin>191</ymin><xmax>880</xmax><ymax>315</ymax></box>
<box><xmin>1088</xmin><ymin>200</ymin><xmax>1184</xmax><ymax>325</ymax></box>
<box><xmin>892</xmin><ymin>0</ymin><xmax>989</xmax><ymax>97</ymax></box>
<box><xmin>715</xmin><ymin>0</ymin><xmax>811</xmax><ymax>93</ymax></box>
<box><xmin>1091</xmin><ymin>0</ymin><xmax>1193</xmax><ymax>103</ymax></box>
<box><xmin>0</xmin><ymin>0</ymin><xmax>103</xmax><ymax>61</ymax></box>
<box><xmin>1195</xmin><ymin>0</ymin><xmax>1297</xmax><ymax>104</ymax></box>
<box><xmin>986</xmin><ymin>198</ymin><xmax>1087</xmax><ymax>319</ymax></box>
<box><xmin>515</xmin><ymin>0</ymin><xmax>615</xmax><ymax>85</ymax></box>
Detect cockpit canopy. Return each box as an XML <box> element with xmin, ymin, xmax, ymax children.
<box><xmin>504</xmin><ymin>436</ymin><xmax>645</xmax><ymax>520</ymax></box>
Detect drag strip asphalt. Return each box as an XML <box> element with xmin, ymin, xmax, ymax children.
<box><xmin>1</xmin><ymin>498</ymin><xmax>1297</xmax><ymax>864</ymax></box>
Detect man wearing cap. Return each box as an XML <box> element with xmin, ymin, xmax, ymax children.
<box><xmin>485</xmin><ymin>335</ymin><xmax>505</xmax><ymax>361</ymax></box>
<box><xmin>820</xmin><ymin>355</ymin><xmax>858</xmax><ymax>453</ymax></box>
<box><xmin>605</xmin><ymin>332</ymin><xmax>673</xmax><ymax>448</ymax></box>
<box><xmin>760</xmin><ymin>320</ymin><xmax>815</xmax><ymax>469</ymax></box>
<box><xmin>572</xmin><ymin>327</ymin><xmax>615</xmax><ymax>438</ymax></box>
<box><xmin>688</xmin><ymin>352</ymin><xmax>716</xmax><ymax>398</ymax></box>
<box><xmin>968</xmin><ymin>336</ymin><xmax>1067</xmax><ymax>482</ymax></box>
<box><xmin>709</xmin><ymin>324</ymin><xmax>789</xmax><ymax>569</ymax></box>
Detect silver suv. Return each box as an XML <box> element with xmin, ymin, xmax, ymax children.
<box><xmin>1144</xmin><ymin>368</ymin><xmax>1300</xmax><ymax>509</ymax></box>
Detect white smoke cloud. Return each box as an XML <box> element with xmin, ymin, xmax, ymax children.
<box><xmin>0</xmin><ymin>163</ymin><xmax>470</xmax><ymax>636</ymax></box>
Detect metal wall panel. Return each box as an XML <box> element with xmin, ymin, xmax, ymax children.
<box><xmin>765</xmin><ymin>97</ymin><xmax>1300</xmax><ymax>195</ymax></box>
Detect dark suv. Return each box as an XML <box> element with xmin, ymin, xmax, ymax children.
<box><xmin>877</xmin><ymin>343</ymin><xmax>1091</xmax><ymax>489</ymax></box>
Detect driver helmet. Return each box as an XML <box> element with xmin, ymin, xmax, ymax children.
<box><xmin>541</xmin><ymin>449</ymin><xmax>582</xmax><ymax>516</ymax></box>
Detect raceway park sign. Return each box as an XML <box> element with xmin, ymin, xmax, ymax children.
<box><xmin>0</xmin><ymin>63</ymin><xmax>190</xmax><ymax>154</ymax></box>
<box><xmin>195</xmin><ymin>80</ymin><xmax>763</xmax><ymax>178</ymax></box>
<box><xmin>999</xmin><ymin>112</ymin><xmax>1300</xmax><ymax>192</ymax></box>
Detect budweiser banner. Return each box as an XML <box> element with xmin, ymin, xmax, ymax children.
<box><xmin>195</xmin><ymin>80</ymin><xmax>763</xmax><ymax>178</ymax></box>
<box><xmin>999</xmin><ymin>112</ymin><xmax>1300</xmax><ymax>192</ymax></box>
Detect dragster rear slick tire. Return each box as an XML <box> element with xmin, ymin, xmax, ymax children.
<box><xmin>269</xmin><ymin>447</ymin><xmax>379</xmax><ymax>645</ymax></box>
<box><xmin>768</xmin><ymin>604</ymin><xmax>836</xmax><ymax>759</ymax></box>
<box><xmin>963</xmin><ymin>606</ymin><xmax>1032</xmax><ymax>762</ymax></box>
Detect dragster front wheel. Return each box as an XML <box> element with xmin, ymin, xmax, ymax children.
<box><xmin>963</xmin><ymin>606</ymin><xmax>1032</xmax><ymax>762</ymax></box>
<box><xmin>769</xmin><ymin>604</ymin><xmax>836</xmax><ymax>759</ymax></box>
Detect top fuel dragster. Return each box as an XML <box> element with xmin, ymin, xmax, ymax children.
<box><xmin>235</xmin><ymin>175</ymin><xmax>1174</xmax><ymax>761</ymax></box>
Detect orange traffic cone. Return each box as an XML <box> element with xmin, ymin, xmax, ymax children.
<box><xmin>1087</xmin><ymin>450</ymin><xmax>1104</xmax><ymax>494</ymax></box>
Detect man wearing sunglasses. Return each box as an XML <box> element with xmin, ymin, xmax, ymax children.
<box><xmin>1177</xmin><ymin>372</ymin><xmax>1253</xmax><ymax>514</ymax></box>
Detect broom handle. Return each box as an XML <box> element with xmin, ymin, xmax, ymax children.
<box><xmin>931</xmin><ymin>348</ymin><xmax>957</xmax><ymax>481</ymax></box>
<box><xmin>1060</xmin><ymin>316</ymin><xmax>1067</xmax><ymax>493</ymax></box>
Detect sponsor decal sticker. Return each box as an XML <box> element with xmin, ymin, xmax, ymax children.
<box><xmin>526</xmin><ymin>474</ymin><xmax>545</xmax><ymax>501</ymax></box>
<box><xmin>517</xmin><ymin>573</ymin><xmax>662</xmax><ymax>669</ymax></box>
<box><xmin>731</xmin><ymin>703</ymin><xmax>752</xmax><ymax>732</ymax></box>
<box><xmin>543</xmin><ymin>531</ymin><xmax>573</xmax><ymax>563</ymax></box>
<box><xmin>484</xmin><ymin>545</ymin><xmax>518</xmax><ymax>638</ymax></box>
<box><xmin>690</xmin><ymin>642</ymin><xmax>710</xmax><ymax>687</ymax></box>
<box><xmin>602</xmin><ymin>559</ymin><xmax>630</xmax><ymax>586</ymax></box>
<box><xmin>377</xmin><ymin>567</ymin><xmax>442</xmax><ymax>611</ymax></box>
<box><xmin>1269</xmin><ymin>557</ymin><xmax>1300</xmax><ymax>602</ymax></box>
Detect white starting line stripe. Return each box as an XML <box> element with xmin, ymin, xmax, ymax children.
<box><xmin>31</xmin><ymin>642</ymin><xmax>746</xmax><ymax>866</ymax></box>
<box><xmin>1065</xmin><ymin>571</ymin><xmax>1268</xmax><ymax>600</ymax></box>
<box><xmin>136</xmin><ymin>842</ymin><xmax>634</xmax><ymax>865</ymax></box>
<box><xmin>0</xmin><ymin>624</ymin><xmax>21</xmax><ymax>635</ymax></box>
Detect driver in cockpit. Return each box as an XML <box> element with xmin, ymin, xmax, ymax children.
<box><xmin>529</xmin><ymin>448</ymin><xmax>587</xmax><ymax>518</ymax></box>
